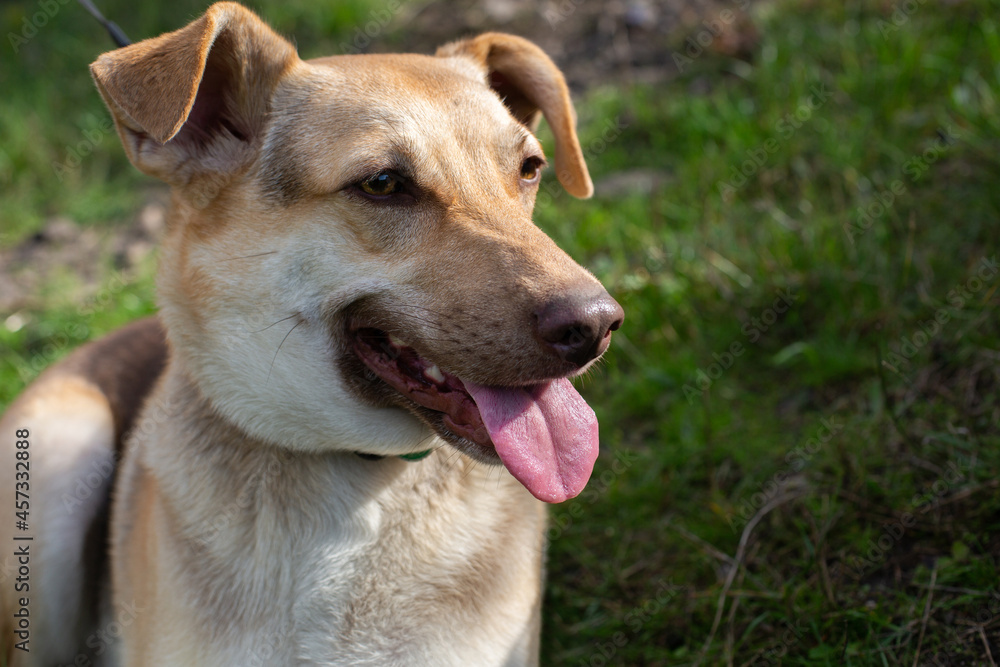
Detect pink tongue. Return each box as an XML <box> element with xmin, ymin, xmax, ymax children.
<box><xmin>462</xmin><ymin>379</ymin><xmax>599</xmax><ymax>503</ymax></box>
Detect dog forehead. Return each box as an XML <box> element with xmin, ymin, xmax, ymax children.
<box><xmin>299</xmin><ymin>53</ymin><xmax>512</xmax><ymax>126</ymax></box>
<box><xmin>308</xmin><ymin>52</ymin><xmax>487</xmax><ymax>92</ymax></box>
<box><xmin>261</xmin><ymin>53</ymin><xmax>528</xmax><ymax>201</ymax></box>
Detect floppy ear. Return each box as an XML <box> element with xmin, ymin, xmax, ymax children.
<box><xmin>90</xmin><ymin>1</ymin><xmax>298</xmax><ymax>206</ymax></box>
<box><xmin>437</xmin><ymin>33</ymin><xmax>593</xmax><ymax>199</ymax></box>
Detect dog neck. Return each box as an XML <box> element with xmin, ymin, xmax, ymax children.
<box><xmin>117</xmin><ymin>361</ymin><xmax>547</xmax><ymax>648</ymax></box>
<box><xmin>132</xmin><ymin>362</ymin><xmax>416</xmax><ymax>517</ymax></box>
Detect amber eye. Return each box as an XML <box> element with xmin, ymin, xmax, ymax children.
<box><xmin>359</xmin><ymin>173</ymin><xmax>403</xmax><ymax>196</ymax></box>
<box><xmin>520</xmin><ymin>157</ymin><xmax>542</xmax><ymax>182</ymax></box>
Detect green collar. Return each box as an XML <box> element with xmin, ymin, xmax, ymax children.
<box><xmin>398</xmin><ymin>449</ymin><xmax>433</xmax><ymax>461</ymax></box>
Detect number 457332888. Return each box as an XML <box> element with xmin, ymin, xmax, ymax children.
<box><xmin>15</xmin><ymin>429</ymin><xmax>29</xmax><ymax>531</ymax></box>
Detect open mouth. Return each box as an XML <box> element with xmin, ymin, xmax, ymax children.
<box><xmin>351</xmin><ymin>328</ymin><xmax>491</xmax><ymax>448</ymax></box>
<box><xmin>349</xmin><ymin>327</ymin><xmax>600</xmax><ymax>503</ymax></box>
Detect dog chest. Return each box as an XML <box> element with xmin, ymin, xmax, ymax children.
<box><xmin>118</xmin><ymin>440</ymin><xmax>545</xmax><ymax>666</ymax></box>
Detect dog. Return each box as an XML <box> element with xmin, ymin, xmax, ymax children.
<box><xmin>0</xmin><ymin>3</ymin><xmax>623</xmax><ymax>665</ymax></box>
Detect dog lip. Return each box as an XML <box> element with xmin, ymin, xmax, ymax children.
<box><xmin>349</xmin><ymin>327</ymin><xmax>493</xmax><ymax>448</ymax></box>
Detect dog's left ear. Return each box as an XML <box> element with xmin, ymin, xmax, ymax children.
<box><xmin>437</xmin><ymin>33</ymin><xmax>593</xmax><ymax>199</ymax></box>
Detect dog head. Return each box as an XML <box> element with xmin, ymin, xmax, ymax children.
<box><xmin>91</xmin><ymin>2</ymin><xmax>623</xmax><ymax>502</ymax></box>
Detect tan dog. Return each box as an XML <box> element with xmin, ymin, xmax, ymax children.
<box><xmin>0</xmin><ymin>3</ymin><xmax>623</xmax><ymax>665</ymax></box>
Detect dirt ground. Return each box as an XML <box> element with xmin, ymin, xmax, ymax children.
<box><xmin>387</xmin><ymin>0</ymin><xmax>759</xmax><ymax>88</ymax></box>
<box><xmin>0</xmin><ymin>0</ymin><xmax>760</xmax><ymax>315</ymax></box>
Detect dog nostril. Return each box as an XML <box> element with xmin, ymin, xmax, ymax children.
<box><xmin>535</xmin><ymin>291</ymin><xmax>624</xmax><ymax>367</ymax></box>
<box><xmin>555</xmin><ymin>324</ymin><xmax>593</xmax><ymax>348</ymax></box>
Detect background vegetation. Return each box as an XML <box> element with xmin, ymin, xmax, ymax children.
<box><xmin>2</xmin><ymin>0</ymin><xmax>999</xmax><ymax>664</ymax></box>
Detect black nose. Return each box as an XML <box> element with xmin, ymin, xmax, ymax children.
<box><xmin>535</xmin><ymin>289</ymin><xmax>624</xmax><ymax>367</ymax></box>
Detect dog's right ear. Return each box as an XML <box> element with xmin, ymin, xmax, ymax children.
<box><xmin>90</xmin><ymin>2</ymin><xmax>298</xmax><ymax>206</ymax></box>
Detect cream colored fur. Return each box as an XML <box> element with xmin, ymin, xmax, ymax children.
<box><xmin>0</xmin><ymin>4</ymin><xmax>616</xmax><ymax>665</ymax></box>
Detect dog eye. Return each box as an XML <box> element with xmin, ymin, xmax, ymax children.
<box><xmin>520</xmin><ymin>157</ymin><xmax>543</xmax><ymax>182</ymax></box>
<box><xmin>359</xmin><ymin>172</ymin><xmax>404</xmax><ymax>197</ymax></box>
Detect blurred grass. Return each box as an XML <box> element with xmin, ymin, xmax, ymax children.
<box><xmin>536</xmin><ymin>1</ymin><xmax>1000</xmax><ymax>664</ymax></box>
<box><xmin>0</xmin><ymin>0</ymin><xmax>389</xmax><ymax>243</ymax></box>
<box><xmin>2</xmin><ymin>0</ymin><xmax>1000</xmax><ymax>664</ymax></box>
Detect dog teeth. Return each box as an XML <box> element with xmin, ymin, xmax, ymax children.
<box><xmin>388</xmin><ymin>334</ymin><xmax>408</xmax><ymax>348</ymax></box>
<box><xmin>425</xmin><ymin>364</ymin><xmax>445</xmax><ymax>384</ymax></box>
